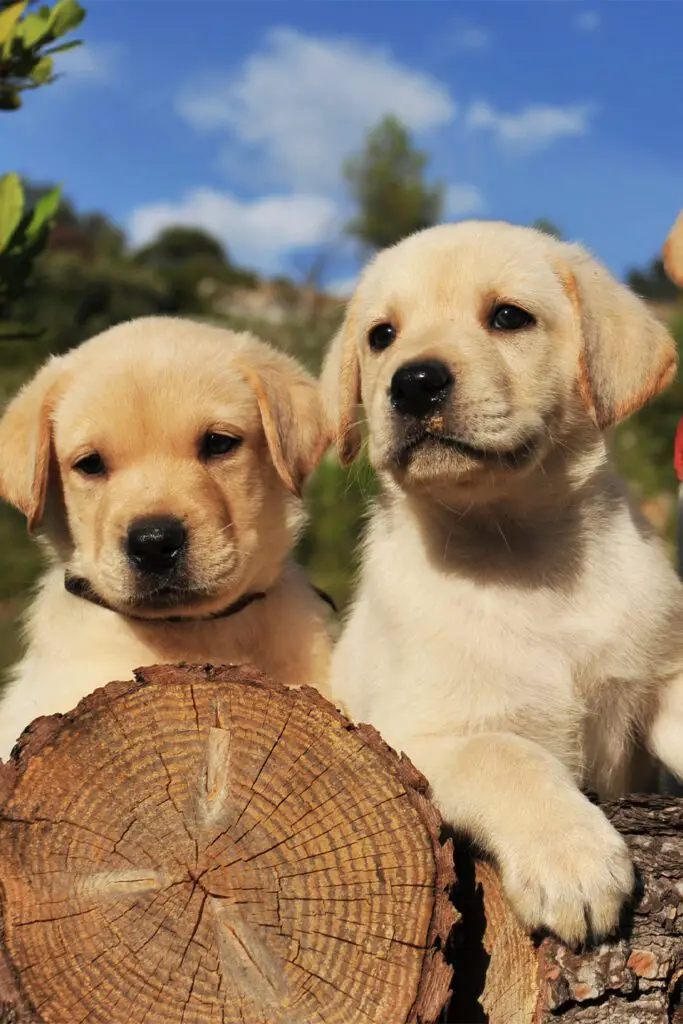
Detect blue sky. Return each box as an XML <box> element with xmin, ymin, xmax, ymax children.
<box><xmin>4</xmin><ymin>0</ymin><xmax>683</xmax><ymax>293</ymax></box>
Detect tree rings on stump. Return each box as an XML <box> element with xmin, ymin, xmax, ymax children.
<box><xmin>0</xmin><ymin>663</ymin><xmax>456</xmax><ymax>1023</ymax></box>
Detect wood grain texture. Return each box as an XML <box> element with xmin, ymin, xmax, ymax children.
<box><xmin>0</xmin><ymin>663</ymin><xmax>457</xmax><ymax>1024</ymax></box>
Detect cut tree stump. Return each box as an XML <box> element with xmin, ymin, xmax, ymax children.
<box><xmin>476</xmin><ymin>796</ymin><xmax>683</xmax><ymax>1024</ymax></box>
<box><xmin>0</xmin><ymin>663</ymin><xmax>456</xmax><ymax>1024</ymax></box>
<box><xmin>1</xmin><ymin>663</ymin><xmax>681</xmax><ymax>1023</ymax></box>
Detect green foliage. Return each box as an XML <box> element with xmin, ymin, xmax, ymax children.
<box><xmin>627</xmin><ymin>258</ymin><xmax>681</xmax><ymax>302</ymax></box>
<box><xmin>532</xmin><ymin>218</ymin><xmax>563</xmax><ymax>240</ymax></box>
<box><xmin>0</xmin><ymin>0</ymin><xmax>85</xmax><ymax>110</ymax></box>
<box><xmin>24</xmin><ymin>181</ymin><xmax>76</xmax><ymax>224</ymax></box>
<box><xmin>344</xmin><ymin>115</ymin><xmax>443</xmax><ymax>252</ymax></box>
<box><xmin>0</xmin><ymin>0</ymin><xmax>86</xmax><ymax>330</ymax></box>
<box><xmin>134</xmin><ymin>226</ymin><xmax>229</xmax><ymax>268</ymax></box>
<box><xmin>297</xmin><ymin>451</ymin><xmax>379</xmax><ymax>610</ymax></box>
<box><xmin>0</xmin><ymin>495</ymin><xmax>43</xmax><ymax>678</ymax></box>
<box><xmin>0</xmin><ymin>187</ymin><xmax>268</xmax><ymax>361</ymax></box>
<box><xmin>0</xmin><ymin>503</ymin><xmax>42</xmax><ymax>601</ymax></box>
<box><xmin>612</xmin><ymin>311</ymin><xmax>683</xmax><ymax>504</ymax></box>
<box><xmin>0</xmin><ymin>173</ymin><xmax>61</xmax><ymax>326</ymax></box>
<box><xmin>203</xmin><ymin>304</ymin><xmax>343</xmax><ymax>377</ymax></box>
<box><xmin>133</xmin><ymin>225</ymin><xmax>260</xmax><ymax>312</ymax></box>
<box><xmin>9</xmin><ymin>249</ymin><xmax>176</xmax><ymax>357</ymax></box>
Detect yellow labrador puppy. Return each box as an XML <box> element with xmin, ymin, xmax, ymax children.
<box><xmin>322</xmin><ymin>221</ymin><xmax>683</xmax><ymax>946</ymax></box>
<box><xmin>0</xmin><ymin>317</ymin><xmax>334</xmax><ymax>758</ymax></box>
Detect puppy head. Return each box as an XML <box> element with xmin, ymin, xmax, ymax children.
<box><xmin>322</xmin><ymin>221</ymin><xmax>676</xmax><ymax>498</ymax></box>
<box><xmin>0</xmin><ymin>317</ymin><xmax>325</xmax><ymax>617</ymax></box>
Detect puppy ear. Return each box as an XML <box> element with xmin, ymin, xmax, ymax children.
<box><xmin>240</xmin><ymin>349</ymin><xmax>328</xmax><ymax>497</ymax></box>
<box><xmin>320</xmin><ymin>300</ymin><xmax>362</xmax><ymax>465</ymax></box>
<box><xmin>663</xmin><ymin>210</ymin><xmax>683</xmax><ymax>287</ymax></box>
<box><xmin>0</xmin><ymin>357</ymin><xmax>66</xmax><ymax>533</ymax></box>
<box><xmin>558</xmin><ymin>243</ymin><xmax>677</xmax><ymax>429</ymax></box>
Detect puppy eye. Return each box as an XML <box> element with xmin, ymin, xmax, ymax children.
<box><xmin>73</xmin><ymin>452</ymin><xmax>106</xmax><ymax>476</ymax></box>
<box><xmin>490</xmin><ymin>304</ymin><xmax>536</xmax><ymax>332</ymax></box>
<box><xmin>201</xmin><ymin>432</ymin><xmax>243</xmax><ymax>459</ymax></box>
<box><xmin>368</xmin><ymin>322</ymin><xmax>397</xmax><ymax>352</ymax></box>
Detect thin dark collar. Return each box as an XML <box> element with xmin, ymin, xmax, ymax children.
<box><xmin>64</xmin><ymin>572</ymin><xmax>268</xmax><ymax>624</ymax></box>
<box><xmin>64</xmin><ymin>574</ymin><xmax>338</xmax><ymax>623</ymax></box>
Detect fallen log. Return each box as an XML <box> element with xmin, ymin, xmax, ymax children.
<box><xmin>473</xmin><ymin>797</ymin><xmax>683</xmax><ymax>1024</ymax></box>
<box><xmin>0</xmin><ymin>663</ymin><xmax>456</xmax><ymax>1024</ymax></box>
<box><xmin>0</xmin><ymin>663</ymin><xmax>681</xmax><ymax>1023</ymax></box>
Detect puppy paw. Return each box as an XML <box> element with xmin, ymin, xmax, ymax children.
<box><xmin>498</xmin><ymin>801</ymin><xmax>634</xmax><ymax>947</ymax></box>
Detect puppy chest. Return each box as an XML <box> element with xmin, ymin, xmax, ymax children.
<box><xmin>376</xmin><ymin>582</ymin><xmax>581</xmax><ymax>734</ymax></box>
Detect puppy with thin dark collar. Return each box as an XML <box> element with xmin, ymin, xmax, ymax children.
<box><xmin>0</xmin><ymin>316</ymin><xmax>335</xmax><ymax>758</ymax></box>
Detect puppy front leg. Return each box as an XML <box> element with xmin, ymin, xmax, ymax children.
<box><xmin>649</xmin><ymin>673</ymin><xmax>683</xmax><ymax>782</ymax></box>
<box><xmin>409</xmin><ymin>731</ymin><xmax>634</xmax><ymax>947</ymax></box>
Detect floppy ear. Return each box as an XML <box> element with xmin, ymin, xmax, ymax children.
<box><xmin>558</xmin><ymin>243</ymin><xmax>678</xmax><ymax>429</ymax></box>
<box><xmin>663</xmin><ymin>210</ymin><xmax>683</xmax><ymax>287</ymax></box>
<box><xmin>240</xmin><ymin>350</ymin><xmax>328</xmax><ymax>497</ymax></box>
<box><xmin>0</xmin><ymin>356</ymin><xmax>66</xmax><ymax>533</ymax></box>
<box><xmin>320</xmin><ymin>300</ymin><xmax>362</xmax><ymax>465</ymax></box>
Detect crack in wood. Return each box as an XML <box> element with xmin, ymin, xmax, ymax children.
<box><xmin>0</xmin><ymin>665</ymin><xmax>455</xmax><ymax>1023</ymax></box>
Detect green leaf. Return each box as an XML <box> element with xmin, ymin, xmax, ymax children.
<box><xmin>0</xmin><ymin>1</ymin><xmax>27</xmax><ymax>54</ymax></box>
<box><xmin>0</xmin><ymin>320</ymin><xmax>43</xmax><ymax>340</ymax></box>
<box><xmin>0</xmin><ymin>87</ymin><xmax>22</xmax><ymax>110</ymax></box>
<box><xmin>24</xmin><ymin>184</ymin><xmax>60</xmax><ymax>242</ymax></box>
<box><xmin>41</xmin><ymin>37</ymin><xmax>81</xmax><ymax>56</ymax></box>
<box><xmin>29</xmin><ymin>54</ymin><xmax>53</xmax><ymax>84</ymax></box>
<box><xmin>15</xmin><ymin>9</ymin><xmax>52</xmax><ymax>47</ymax></box>
<box><xmin>0</xmin><ymin>173</ymin><xmax>24</xmax><ymax>252</ymax></box>
<box><xmin>48</xmin><ymin>0</ymin><xmax>85</xmax><ymax>37</ymax></box>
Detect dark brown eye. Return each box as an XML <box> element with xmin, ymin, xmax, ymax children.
<box><xmin>490</xmin><ymin>304</ymin><xmax>536</xmax><ymax>332</ymax></box>
<box><xmin>73</xmin><ymin>452</ymin><xmax>106</xmax><ymax>476</ymax></box>
<box><xmin>201</xmin><ymin>432</ymin><xmax>243</xmax><ymax>458</ymax></box>
<box><xmin>368</xmin><ymin>322</ymin><xmax>397</xmax><ymax>352</ymax></box>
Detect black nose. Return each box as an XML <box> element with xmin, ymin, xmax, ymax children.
<box><xmin>390</xmin><ymin>360</ymin><xmax>454</xmax><ymax>418</ymax></box>
<box><xmin>126</xmin><ymin>516</ymin><xmax>187</xmax><ymax>574</ymax></box>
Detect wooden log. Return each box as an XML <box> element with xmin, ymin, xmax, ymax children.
<box><xmin>475</xmin><ymin>796</ymin><xmax>683</xmax><ymax>1024</ymax></box>
<box><xmin>0</xmin><ymin>663</ymin><xmax>456</xmax><ymax>1024</ymax></box>
<box><xmin>3</xmin><ymin>662</ymin><xmax>681</xmax><ymax>1023</ymax></box>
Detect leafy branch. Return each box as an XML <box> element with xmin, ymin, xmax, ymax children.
<box><xmin>0</xmin><ymin>0</ymin><xmax>85</xmax><ymax>110</ymax></box>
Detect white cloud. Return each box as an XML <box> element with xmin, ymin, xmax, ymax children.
<box><xmin>575</xmin><ymin>10</ymin><xmax>600</xmax><ymax>32</ymax></box>
<box><xmin>53</xmin><ymin>42</ymin><xmax>120</xmax><ymax>84</ymax></box>
<box><xmin>466</xmin><ymin>100</ymin><xmax>593</xmax><ymax>151</ymax></box>
<box><xmin>451</xmin><ymin>25</ymin><xmax>490</xmax><ymax>51</ymax></box>
<box><xmin>445</xmin><ymin>184</ymin><xmax>484</xmax><ymax>217</ymax></box>
<box><xmin>128</xmin><ymin>189</ymin><xmax>339</xmax><ymax>275</ymax></box>
<box><xmin>176</xmin><ymin>27</ymin><xmax>455</xmax><ymax>190</ymax></box>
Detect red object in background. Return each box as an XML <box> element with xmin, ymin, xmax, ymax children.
<box><xmin>675</xmin><ymin>419</ymin><xmax>683</xmax><ymax>482</ymax></box>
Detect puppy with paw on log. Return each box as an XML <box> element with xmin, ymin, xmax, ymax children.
<box><xmin>322</xmin><ymin>219</ymin><xmax>683</xmax><ymax>947</ymax></box>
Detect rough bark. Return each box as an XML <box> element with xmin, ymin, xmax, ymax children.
<box><xmin>475</xmin><ymin>796</ymin><xmax>683</xmax><ymax>1024</ymax></box>
<box><xmin>0</xmin><ymin>663</ymin><xmax>456</xmax><ymax>1024</ymax></box>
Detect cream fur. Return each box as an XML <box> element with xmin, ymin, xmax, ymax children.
<box><xmin>322</xmin><ymin>220</ymin><xmax>683</xmax><ymax>946</ymax></box>
<box><xmin>0</xmin><ymin>317</ymin><xmax>334</xmax><ymax>758</ymax></box>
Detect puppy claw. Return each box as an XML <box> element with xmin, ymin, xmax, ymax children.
<box><xmin>499</xmin><ymin>806</ymin><xmax>634</xmax><ymax>947</ymax></box>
